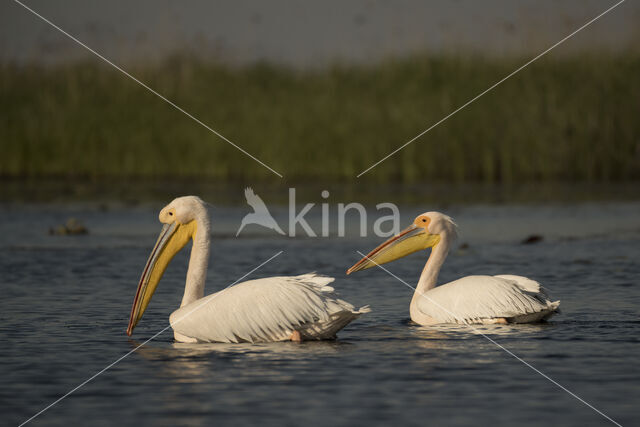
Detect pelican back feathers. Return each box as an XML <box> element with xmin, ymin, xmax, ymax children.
<box><xmin>170</xmin><ymin>273</ymin><xmax>369</xmax><ymax>343</ymax></box>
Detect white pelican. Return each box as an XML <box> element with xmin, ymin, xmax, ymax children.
<box><xmin>347</xmin><ymin>212</ymin><xmax>559</xmax><ymax>325</ymax></box>
<box><xmin>127</xmin><ymin>196</ymin><xmax>369</xmax><ymax>343</ymax></box>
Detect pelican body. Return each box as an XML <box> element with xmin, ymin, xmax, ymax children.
<box><xmin>348</xmin><ymin>212</ymin><xmax>559</xmax><ymax>325</ymax></box>
<box><xmin>127</xmin><ymin>196</ymin><xmax>368</xmax><ymax>343</ymax></box>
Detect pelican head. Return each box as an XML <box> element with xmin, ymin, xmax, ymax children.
<box><xmin>347</xmin><ymin>211</ymin><xmax>458</xmax><ymax>274</ymax></box>
<box><xmin>126</xmin><ymin>196</ymin><xmax>207</xmax><ymax>336</ymax></box>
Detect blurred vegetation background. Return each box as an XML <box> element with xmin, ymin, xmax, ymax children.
<box><xmin>2</xmin><ymin>53</ymin><xmax>639</xmax><ymax>185</ymax></box>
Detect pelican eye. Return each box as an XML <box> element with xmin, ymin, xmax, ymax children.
<box><xmin>422</xmin><ymin>218</ymin><xmax>427</xmax><ymax>222</ymax></box>
<box><xmin>169</xmin><ymin>212</ymin><xmax>173</xmax><ymax>216</ymax></box>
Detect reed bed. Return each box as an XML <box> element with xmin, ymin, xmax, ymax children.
<box><xmin>1</xmin><ymin>54</ymin><xmax>638</xmax><ymax>183</ymax></box>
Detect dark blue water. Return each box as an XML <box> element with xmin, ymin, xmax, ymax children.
<box><xmin>1</xmin><ymin>203</ymin><xmax>639</xmax><ymax>426</ymax></box>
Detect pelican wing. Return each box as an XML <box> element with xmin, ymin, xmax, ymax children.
<box><xmin>244</xmin><ymin>187</ymin><xmax>270</xmax><ymax>216</ymax></box>
<box><xmin>170</xmin><ymin>273</ymin><xmax>369</xmax><ymax>343</ymax></box>
<box><xmin>415</xmin><ymin>275</ymin><xmax>559</xmax><ymax>324</ymax></box>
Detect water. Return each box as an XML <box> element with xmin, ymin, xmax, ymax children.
<box><xmin>1</xmin><ymin>202</ymin><xmax>639</xmax><ymax>426</ymax></box>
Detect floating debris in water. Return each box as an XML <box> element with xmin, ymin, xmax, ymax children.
<box><xmin>456</xmin><ymin>242</ymin><xmax>470</xmax><ymax>255</ymax></box>
<box><xmin>521</xmin><ymin>235</ymin><xmax>543</xmax><ymax>244</ymax></box>
<box><xmin>49</xmin><ymin>218</ymin><xmax>89</xmax><ymax>235</ymax></box>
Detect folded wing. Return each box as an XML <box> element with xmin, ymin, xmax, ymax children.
<box><xmin>170</xmin><ymin>273</ymin><xmax>369</xmax><ymax>343</ymax></box>
<box><xmin>415</xmin><ymin>275</ymin><xmax>559</xmax><ymax>324</ymax></box>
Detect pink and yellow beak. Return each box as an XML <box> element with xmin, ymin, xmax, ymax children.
<box><xmin>126</xmin><ymin>220</ymin><xmax>196</xmax><ymax>336</ymax></box>
<box><xmin>347</xmin><ymin>222</ymin><xmax>440</xmax><ymax>274</ymax></box>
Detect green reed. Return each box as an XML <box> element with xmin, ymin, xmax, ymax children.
<box><xmin>1</xmin><ymin>53</ymin><xmax>638</xmax><ymax>183</ymax></box>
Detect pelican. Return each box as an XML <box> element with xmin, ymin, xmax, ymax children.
<box><xmin>236</xmin><ymin>187</ymin><xmax>285</xmax><ymax>236</ymax></box>
<box><xmin>347</xmin><ymin>212</ymin><xmax>559</xmax><ymax>325</ymax></box>
<box><xmin>127</xmin><ymin>196</ymin><xmax>369</xmax><ymax>343</ymax></box>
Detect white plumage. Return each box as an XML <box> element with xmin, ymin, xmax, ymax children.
<box><xmin>414</xmin><ymin>275</ymin><xmax>559</xmax><ymax>324</ymax></box>
<box><xmin>170</xmin><ymin>273</ymin><xmax>369</xmax><ymax>343</ymax></box>
<box><xmin>127</xmin><ymin>196</ymin><xmax>368</xmax><ymax>343</ymax></box>
<box><xmin>348</xmin><ymin>211</ymin><xmax>560</xmax><ymax>326</ymax></box>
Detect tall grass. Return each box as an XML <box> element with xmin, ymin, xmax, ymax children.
<box><xmin>1</xmin><ymin>54</ymin><xmax>638</xmax><ymax>183</ymax></box>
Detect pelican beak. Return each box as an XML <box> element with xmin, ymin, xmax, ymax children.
<box><xmin>347</xmin><ymin>223</ymin><xmax>440</xmax><ymax>274</ymax></box>
<box><xmin>126</xmin><ymin>220</ymin><xmax>197</xmax><ymax>336</ymax></box>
